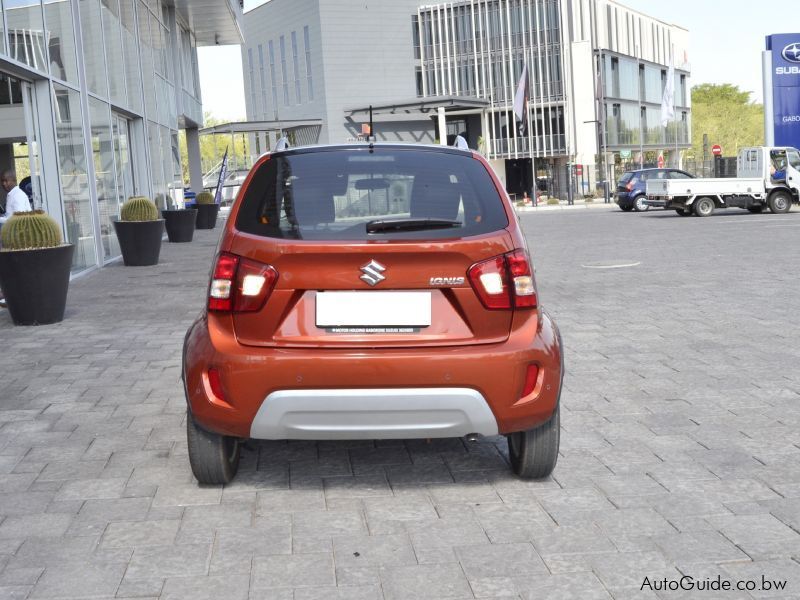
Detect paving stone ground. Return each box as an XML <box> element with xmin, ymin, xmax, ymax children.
<box><xmin>2</xmin><ymin>207</ymin><xmax>800</xmax><ymax>599</ymax></box>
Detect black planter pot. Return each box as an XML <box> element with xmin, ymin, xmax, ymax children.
<box><xmin>195</xmin><ymin>204</ymin><xmax>220</xmax><ymax>230</ymax></box>
<box><xmin>113</xmin><ymin>219</ymin><xmax>164</xmax><ymax>266</ymax></box>
<box><xmin>0</xmin><ymin>244</ymin><xmax>75</xmax><ymax>326</ymax></box>
<box><xmin>162</xmin><ymin>209</ymin><xmax>198</xmax><ymax>243</ymax></box>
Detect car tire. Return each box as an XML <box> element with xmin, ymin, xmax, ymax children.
<box><xmin>675</xmin><ymin>208</ymin><xmax>691</xmax><ymax>216</ymax></box>
<box><xmin>693</xmin><ymin>197</ymin><xmax>715</xmax><ymax>217</ymax></box>
<box><xmin>507</xmin><ymin>406</ymin><xmax>560</xmax><ymax>479</ymax></box>
<box><xmin>768</xmin><ymin>191</ymin><xmax>792</xmax><ymax>214</ymax></box>
<box><xmin>747</xmin><ymin>206</ymin><xmax>764</xmax><ymax>214</ymax></box>
<box><xmin>187</xmin><ymin>412</ymin><xmax>240</xmax><ymax>484</ymax></box>
<box><xmin>619</xmin><ymin>205</ymin><xmax>634</xmax><ymax>212</ymax></box>
<box><xmin>632</xmin><ymin>195</ymin><xmax>649</xmax><ymax>212</ymax></box>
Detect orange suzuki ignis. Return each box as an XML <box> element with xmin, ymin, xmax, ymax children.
<box><xmin>182</xmin><ymin>143</ymin><xmax>563</xmax><ymax>484</ymax></box>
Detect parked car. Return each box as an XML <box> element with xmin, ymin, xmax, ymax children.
<box><xmin>182</xmin><ymin>143</ymin><xmax>564</xmax><ymax>484</ymax></box>
<box><xmin>616</xmin><ymin>168</ymin><xmax>694</xmax><ymax>212</ymax></box>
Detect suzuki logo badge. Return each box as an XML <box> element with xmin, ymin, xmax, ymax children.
<box><xmin>360</xmin><ymin>260</ymin><xmax>386</xmax><ymax>286</ymax></box>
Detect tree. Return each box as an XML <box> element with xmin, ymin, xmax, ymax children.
<box><xmin>178</xmin><ymin>112</ymin><xmax>251</xmax><ymax>187</ymax></box>
<box><xmin>690</xmin><ymin>84</ymin><xmax>764</xmax><ymax>159</ymax></box>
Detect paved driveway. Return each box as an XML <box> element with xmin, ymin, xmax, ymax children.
<box><xmin>1</xmin><ymin>207</ymin><xmax>799</xmax><ymax>599</ymax></box>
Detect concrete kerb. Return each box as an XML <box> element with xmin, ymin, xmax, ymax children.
<box><xmin>514</xmin><ymin>201</ymin><xmax>619</xmax><ymax>213</ymax></box>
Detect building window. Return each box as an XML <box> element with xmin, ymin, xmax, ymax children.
<box><xmin>258</xmin><ymin>44</ymin><xmax>268</xmax><ymax>118</ymax></box>
<box><xmin>304</xmin><ymin>26</ymin><xmax>313</xmax><ymax>101</ymax></box>
<box><xmin>412</xmin><ymin>15</ymin><xmax>420</xmax><ymax>59</ymax></box>
<box><xmin>268</xmin><ymin>40</ymin><xmax>279</xmax><ymax>117</ymax></box>
<box><xmin>279</xmin><ymin>35</ymin><xmax>289</xmax><ymax>106</ymax></box>
<box><xmin>6</xmin><ymin>1</ymin><xmax>47</xmax><ymax>72</ymax></box>
<box><xmin>681</xmin><ymin>111</ymin><xmax>688</xmax><ymax>143</ymax></box>
<box><xmin>415</xmin><ymin>67</ymin><xmax>423</xmax><ymax>97</ymax></box>
<box><xmin>679</xmin><ymin>74</ymin><xmax>687</xmax><ymax>106</ymax></box>
<box><xmin>54</xmin><ymin>84</ymin><xmax>98</xmax><ymax>273</ymax></box>
<box><xmin>609</xmin><ymin>57</ymin><xmax>619</xmax><ymax>97</ymax></box>
<box><xmin>291</xmin><ymin>31</ymin><xmax>301</xmax><ymax>104</ymax></box>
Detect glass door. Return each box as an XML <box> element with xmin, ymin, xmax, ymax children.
<box><xmin>0</xmin><ymin>73</ymin><xmax>38</xmax><ymax>216</ymax></box>
<box><xmin>113</xmin><ymin>114</ymin><xmax>135</xmax><ymax>205</ymax></box>
<box><xmin>21</xmin><ymin>81</ymin><xmax>42</xmax><ymax>211</ymax></box>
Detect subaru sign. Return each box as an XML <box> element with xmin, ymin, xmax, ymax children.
<box><xmin>766</xmin><ymin>34</ymin><xmax>800</xmax><ymax>148</ymax></box>
<box><xmin>782</xmin><ymin>43</ymin><xmax>800</xmax><ymax>64</ymax></box>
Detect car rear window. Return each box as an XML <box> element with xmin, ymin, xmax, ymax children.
<box><xmin>234</xmin><ymin>148</ymin><xmax>509</xmax><ymax>240</ymax></box>
<box><xmin>618</xmin><ymin>172</ymin><xmax>634</xmax><ymax>185</ymax></box>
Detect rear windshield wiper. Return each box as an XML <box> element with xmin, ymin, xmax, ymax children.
<box><xmin>366</xmin><ymin>218</ymin><xmax>462</xmax><ymax>234</ymax></box>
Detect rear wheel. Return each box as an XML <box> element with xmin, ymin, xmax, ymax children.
<box><xmin>675</xmin><ymin>208</ymin><xmax>692</xmax><ymax>216</ymax></box>
<box><xmin>633</xmin><ymin>195</ymin><xmax>649</xmax><ymax>212</ymax></box>
<box><xmin>694</xmin><ymin>197</ymin><xmax>715</xmax><ymax>217</ymax></box>
<box><xmin>619</xmin><ymin>205</ymin><xmax>634</xmax><ymax>212</ymax></box>
<box><xmin>768</xmin><ymin>191</ymin><xmax>792</xmax><ymax>214</ymax></box>
<box><xmin>507</xmin><ymin>406</ymin><xmax>560</xmax><ymax>479</ymax></box>
<box><xmin>187</xmin><ymin>412</ymin><xmax>240</xmax><ymax>484</ymax></box>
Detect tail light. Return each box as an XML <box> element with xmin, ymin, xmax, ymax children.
<box><xmin>208</xmin><ymin>252</ymin><xmax>278</xmax><ymax>313</ymax></box>
<box><xmin>468</xmin><ymin>249</ymin><xmax>537</xmax><ymax>310</ymax></box>
<box><xmin>626</xmin><ymin>181</ymin><xmax>634</xmax><ymax>191</ymax></box>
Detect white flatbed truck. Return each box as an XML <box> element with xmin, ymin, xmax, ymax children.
<box><xmin>644</xmin><ymin>147</ymin><xmax>800</xmax><ymax>217</ymax></box>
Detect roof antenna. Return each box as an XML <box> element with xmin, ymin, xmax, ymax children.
<box><xmin>274</xmin><ymin>136</ymin><xmax>290</xmax><ymax>152</ymax></box>
<box><xmin>453</xmin><ymin>135</ymin><xmax>469</xmax><ymax>151</ymax></box>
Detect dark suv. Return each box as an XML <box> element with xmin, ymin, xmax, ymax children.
<box><xmin>182</xmin><ymin>143</ymin><xmax>564</xmax><ymax>484</ymax></box>
<box><xmin>616</xmin><ymin>168</ymin><xmax>693</xmax><ymax>212</ymax></box>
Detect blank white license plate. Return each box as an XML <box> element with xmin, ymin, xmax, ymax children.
<box><xmin>316</xmin><ymin>291</ymin><xmax>432</xmax><ymax>327</ymax></box>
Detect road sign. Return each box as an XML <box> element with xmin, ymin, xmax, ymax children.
<box><xmin>657</xmin><ymin>154</ymin><xmax>664</xmax><ymax>168</ymax></box>
<box><xmin>712</xmin><ymin>144</ymin><xmax>722</xmax><ymax>156</ymax></box>
<box><xmin>575</xmin><ymin>165</ymin><xmax>583</xmax><ymax>176</ymax></box>
<box><xmin>619</xmin><ymin>149</ymin><xmax>632</xmax><ymax>159</ymax></box>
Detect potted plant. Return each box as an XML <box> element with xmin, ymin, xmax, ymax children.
<box><xmin>161</xmin><ymin>194</ymin><xmax>198</xmax><ymax>243</ymax></box>
<box><xmin>194</xmin><ymin>191</ymin><xmax>220</xmax><ymax>230</ymax></box>
<box><xmin>0</xmin><ymin>211</ymin><xmax>75</xmax><ymax>325</ymax></box>
<box><xmin>113</xmin><ymin>196</ymin><xmax>164</xmax><ymax>266</ymax></box>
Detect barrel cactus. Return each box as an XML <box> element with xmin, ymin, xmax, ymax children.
<box><xmin>195</xmin><ymin>191</ymin><xmax>215</xmax><ymax>205</ymax></box>
<box><xmin>0</xmin><ymin>211</ymin><xmax>63</xmax><ymax>251</ymax></box>
<box><xmin>120</xmin><ymin>196</ymin><xmax>159</xmax><ymax>222</ymax></box>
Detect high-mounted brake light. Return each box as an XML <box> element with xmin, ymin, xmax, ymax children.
<box><xmin>467</xmin><ymin>250</ymin><xmax>537</xmax><ymax>310</ymax></box>
<box><xmin>208</xmin><ymin>252</ymin><xmax>278</xmax><ymax>313</ymax></box>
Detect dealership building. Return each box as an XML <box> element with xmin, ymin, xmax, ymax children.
<box><xmin>241</xmin><ymin>0</ymin><xmax>690</xmax><ymax>197</ymax></box>
<box><xmin>0</xmin><ymin>0</ymin><xmax>242</xmax><ymax>275</ymax></box>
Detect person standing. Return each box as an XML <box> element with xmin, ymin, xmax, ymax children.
<box><xmin>0</xmin><ymin>170</ymin><xmax>30</xmax><ymax>309</ymax></box>
<box><xmin>0</xmin><ymin>170</ymin><xmax>30</xmax><ymax>225</ymax></box>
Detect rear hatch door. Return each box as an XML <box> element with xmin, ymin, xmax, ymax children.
<box><xmin>227</xmin><ymin>146</ymin><xmax>516</xmax><ymax>349</ymax></box>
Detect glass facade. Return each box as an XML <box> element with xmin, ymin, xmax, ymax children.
<box><xmin>6</xmin><ymin>0</ymin><xmax>48</xmax><ymax>72</ymax></box>
<box><xmin>0</xmin><ymin>0</ymin><xmax>220</xmax><ymax>274</ymax></box>
<box><xmin>602</xmin><ymin>52</ymin><xmax>690</xmax><ymax>148</ymax></box>
<box><xmin>418</xmin><ymin>0</ymin><xmax>566</xmax><ymax>159</ymax></box>
<box><xmin>44</xmin><ymin>0</ymin><xmax>79</xmax><ymax>84</ymax></box>
<box><xmin>419</xmin><ymin>0</ymin><xmax>563</xmax><ymax>102</ymax></box>
<box><xmin>54</xmin><ymin>83</ymin><xmax>96</xmax><ymax>272</ymax></box>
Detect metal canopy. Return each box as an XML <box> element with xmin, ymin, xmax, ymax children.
<box><xmin>345</xmin><ymin>96</ymin><xmax>489</xmax><ymax>117</ymax></box>
<box><xmin>199</xmin><ymin>119</ymin><xmax>324</xmax><ymax>135</ymax></box>
<box><xmin>172</xmin><ymin>0</ymin><xmax>243</xmax><ymax>46</ymax></box>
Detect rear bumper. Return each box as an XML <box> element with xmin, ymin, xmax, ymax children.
<box><xmin>251</xmin><ymin>388</ymin><xmax>498</xmax><ymax>440</ymax></box>
<box><xmin>183</xmin><ymin>311</ymin><xmax>563</xmax><ymax>439</ymax></box>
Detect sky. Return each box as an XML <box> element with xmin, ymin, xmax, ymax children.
<box><xmin>198</xmin><ymin>0</ymin><xmax>792</xmax><ymax>122</ymax></box>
